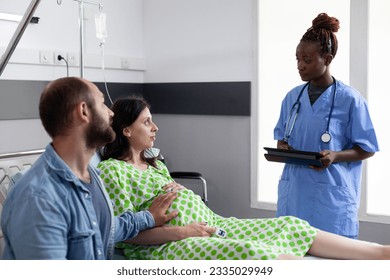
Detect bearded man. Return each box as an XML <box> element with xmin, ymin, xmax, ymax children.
<box><xmin>1</xmin><ymin>77</ymin><xmax>177</xmax><ymax>260</ymax></box>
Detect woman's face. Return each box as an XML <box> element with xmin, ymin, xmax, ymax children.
<box><xmin>125</xmin><ymin>107</ymin><xmax>158</xmax><ymax>151</ymax></box>
<box><xmin>296</xmin><ymin>41</ymin><xmax>330</xmax><ymax>84</ymax></box>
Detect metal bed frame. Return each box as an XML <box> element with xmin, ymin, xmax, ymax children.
<box><xmin>0</xmin><ymin>149</ymin><xmax>44</xmax><ymax>256</ymax></box>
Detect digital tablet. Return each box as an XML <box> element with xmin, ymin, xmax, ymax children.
<box><xmin>263</xmin><ymin>147</ymin><xmax>323</xmax><ymax>167</ymax></box>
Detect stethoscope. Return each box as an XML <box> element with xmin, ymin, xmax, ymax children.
<box><xmin>283</xmin><ymin>77</ymin><xmax>336</xmax><ymax>143</ymax></box>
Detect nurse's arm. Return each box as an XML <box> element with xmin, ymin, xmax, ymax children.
<box><xmin>318</xmin><ymin>145</ymin><xmax>375</xmax><ymax>169</ymax></box>
<box><xmin>335</xmin><ymin>145</ymin><xmax>375</xmax><ymax>162</ymax></box>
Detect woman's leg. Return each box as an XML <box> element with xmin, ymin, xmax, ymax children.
<box><xmin>277</xmin><ymin>254</ymin><xmax>303</xmax><ymax>260</ymax></box>
<box><xmin>218</xmin><ymin>216</ymin><xmax>316</xmax><ymax>258</ymax></box>
<box><xmin>308</xmin><ymin>230</ymin><xmax>390</xmax><ymax>259</ymax></box>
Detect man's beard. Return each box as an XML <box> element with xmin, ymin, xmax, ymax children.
<box><xmin>85</xmin><ymin>109</ymin><xmax>115</xmax><ymax>150</ymax></box>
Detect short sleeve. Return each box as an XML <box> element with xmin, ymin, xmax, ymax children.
<box><xmin>349</xmin><ymin>98</ymin><xmax>379</xmax><ymax>152</ymax></box>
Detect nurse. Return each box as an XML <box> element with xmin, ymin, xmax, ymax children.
<box><xmin>273</xmin><ymin>13</ymin><xmax>379</xmax><ymax>239</ymax></box>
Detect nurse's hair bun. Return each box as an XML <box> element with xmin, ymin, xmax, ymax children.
<box><xmin>312</xmin><ymin>13</ymin><xmax>340</xmax><ymax>33</ymax></box>
<box><xmin>301</xmin><ymin>12</ymin><xmax>340</xmax><ymax>57</ymax></box>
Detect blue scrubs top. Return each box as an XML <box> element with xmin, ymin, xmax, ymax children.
<box><xmin>274</xmin><ymin>79</ymin><xmax>379</xmax><ymax>238</ymax></box>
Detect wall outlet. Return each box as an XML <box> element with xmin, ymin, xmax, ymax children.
<box><xmin>67</xmin><ymin>52</ymin><xmax>79</xmax><ymax>67</ymax></box>
<box><xmin>39</xmin><ymin>50</ymin><xmax>54</xmax><ymax>64</ymax></box>
<box><xmin>54</xmin><ymin>51</ymin><xmax>67</xmax><ymax>65</ymax></box>
<box><xmin>121</xmin><ymin>57</ymin><xmax>130</xmax><ymax>69</ymax></box>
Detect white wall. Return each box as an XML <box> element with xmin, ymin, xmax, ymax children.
<box><xmin>0</xmin><ymin>0</ymin><xmax>144</xmax><ymax>154</ymax></box>
<box><xmin>1</xmin><ymin>0</ymin><xmax>389</xmax><ymax>243</ymax></box>
<box><xmin>143</xmin><ymin>0</ymin><xmax>252</xmax><ymax>83</ymax></box>
<box><xmin>144</xmin><ymin>0</ymin><xmax>256</xmax><ymax>217</ymax></box>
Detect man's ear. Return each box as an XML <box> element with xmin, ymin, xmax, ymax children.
<box><xmin>77</xmin><ymin>102</ymin><xmax>90</xmax><ymax>122</ymax></box>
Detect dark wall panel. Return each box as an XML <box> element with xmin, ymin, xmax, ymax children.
<box><xmin>143</xmin><ymin>82</ymin><xmax>250</xmax><ymax>116</ymax></box>
<box><xmin>0</xmin><ymin>80</ymin><xmax>48</xmax><ymax>120</ymax></box>
<box><xmin>0</xmin><ymin>80</ymin><xmax>251</xmax><ymax>120</ymax></box>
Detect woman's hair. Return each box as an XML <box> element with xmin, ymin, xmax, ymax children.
<box><xmin>300</xmin><ymin>13</ymin><xmax>340</xmax><ymax>58</ymax></box>
<box><xmin>39</xmin><ymin>77</ymin><xmax>94</xmax><ymax>138</ymax></box>
<box><xmin>100</xmin><ymin>96</ymin><xmax>158</xmax><ymax>168</ymax></box>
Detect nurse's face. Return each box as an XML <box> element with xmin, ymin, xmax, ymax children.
<box><xmin>296</xmin><ymin>41</ymin><xmax>330</xmax><ymax>84</ymax></box>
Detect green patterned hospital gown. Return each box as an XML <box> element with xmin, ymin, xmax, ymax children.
<box><xmin>98</xmin><ymin>159</ymin><xmax>317</xmax><ymax>260</ymax></box>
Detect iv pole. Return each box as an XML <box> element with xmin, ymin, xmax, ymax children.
<box><xmin>79</xmin><ymin>0</ymin><xmax>85</xmax><ymax>78</ymax></box>
<box><xmin>58</xmin><ymin>0</ymin><xmax>103</xmax><ymax>77</ymax></box>
<box><xmin>74</xmin><ymin>0</ymin><xmax>102</xmax><ymax>78</ymax></box>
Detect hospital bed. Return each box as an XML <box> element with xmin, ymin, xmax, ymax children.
<box><xmin>1</xmin><ymin>148</ymin><xmax>376</xmax><ymax>260</ymax></box>
<box><xmin>0</xmin><ymin>149</ymin><xmax>44</xmax><ymax>256</ymax></box>
<box><xmin>0</xmin><ymin>148</ymin><xmax>209</xmax><ymax>258</ymax></box>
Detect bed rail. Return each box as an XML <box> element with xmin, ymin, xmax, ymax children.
<box><xmin>0</xmin><ymin>149</ymin><xmax>45</xmax><ymax>160</ymax></box>
<box><xmin>0</xmin><ymin>149</ymin><xmax>44</xmax><ymax>186</ymax></box>
<box><xmin>0</xmin><ymin>148</ymin><xmax>45</xmax><ymax>256</ymax></box>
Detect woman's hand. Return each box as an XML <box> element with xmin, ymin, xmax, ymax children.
<box><xmin>178</xmin><ymin>222</ymin><xmax>216</xmax><ymax>239</ymax></box>
<box><xmin>163</xmin><ymin>182</ymin><xmax>186</xmax><ymax>193</ymax></box>
<box><xmin>125</xmin><ymin>221</ymin><xmax>216</xmax><ymax>245</ymax></box>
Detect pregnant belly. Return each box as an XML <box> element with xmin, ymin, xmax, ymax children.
<box><xmin>167</xmin><ymin>189</ymin><xmax>214</xmax><ymax>226</ymax></box>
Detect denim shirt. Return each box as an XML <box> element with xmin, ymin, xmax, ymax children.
<box><xmin>1</xmin><ymin>144</ymin><xmax>155</xmax><ymax>260</ymax></box>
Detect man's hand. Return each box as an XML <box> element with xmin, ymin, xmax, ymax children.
<box><xmin>148</xmin><ymin>192</ymin><xmax>178</xmax><ymax>226</ymax></box>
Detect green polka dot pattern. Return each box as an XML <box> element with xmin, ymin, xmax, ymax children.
<box><xmin>98</xmin><ymin>159</ymin><xmax>317</xmax><ymax>260</ymax></box>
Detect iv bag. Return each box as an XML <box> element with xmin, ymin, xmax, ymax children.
<box><xmin>95</xmin><ymin>12</ymin><xmax>108</xmax><ymax>42</ymax></box>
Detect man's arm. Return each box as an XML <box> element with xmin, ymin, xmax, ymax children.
<box><xmin>5</xmin><ymin>196</ymin><xmax>68</xmax><ymax>259</ymax></box>
<box><xmin>114</xmin><ymin>192</ymin><xmax>178</xmax><ymax>242</ymax></box>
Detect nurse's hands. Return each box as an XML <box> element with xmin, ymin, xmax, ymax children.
<box><xmin>311</xmin><ymin>150</ymin><xmax>335</xmax><ymax>170</ymax></box>
<box><xmin>277</xmin><ymin>140</ymin><xmax>294</xmax><ymax>150</ymax></box>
